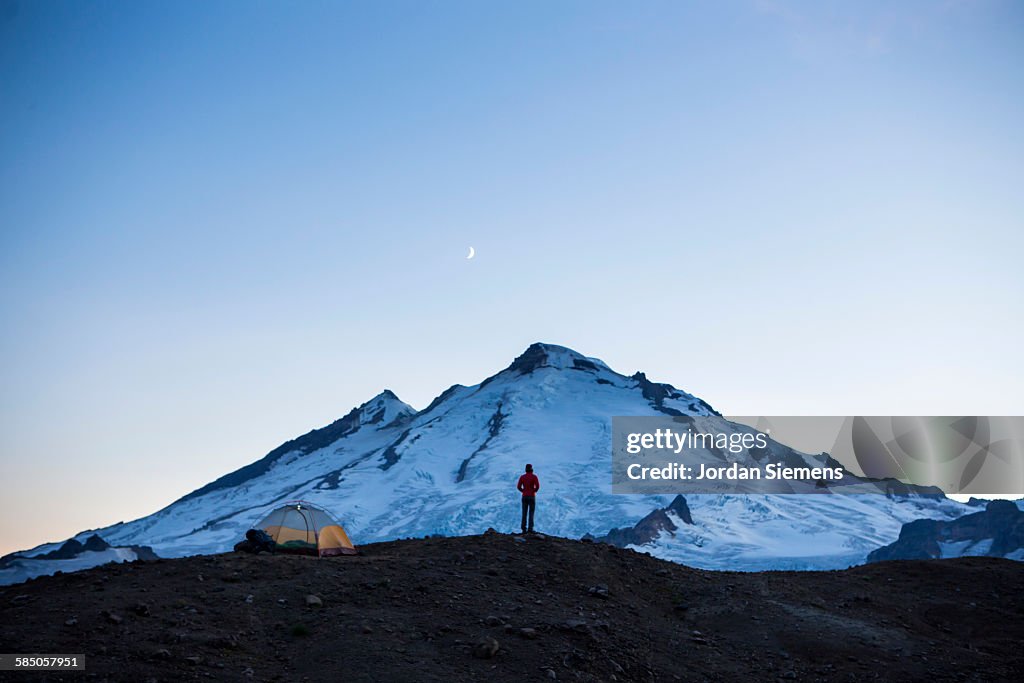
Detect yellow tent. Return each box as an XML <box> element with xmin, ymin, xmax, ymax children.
<box><xmin>255</xmin><ymin>502</ymin><xmax>357</xmax><ymax>556</ymax></box>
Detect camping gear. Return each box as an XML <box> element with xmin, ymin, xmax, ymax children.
<box><xmin>246</xmin><ymin>528</ymin><xmax>276</xmax><ymax>553</ymax></box>
<box><xmin>233</xmin><ymin>528</ymin><xmax>276</xmax><ymax>554</ymax></box>
<box><xmin>253</xmin><ymin>501</ymin><xmax>357</xmax><ymax>556</ymax></box>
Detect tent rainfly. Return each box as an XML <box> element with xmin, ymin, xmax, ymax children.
<box><xmin>254</xmin><ymin>501</ymin><xmax>357</xmax><ymax>556</ymax></box>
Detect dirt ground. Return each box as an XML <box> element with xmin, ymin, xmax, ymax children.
<box><xmin>1</xmin><ymin>532</ymin><xmax>1021</xmax><ymax>682</ymax></box>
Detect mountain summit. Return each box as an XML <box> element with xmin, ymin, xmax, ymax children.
<box><xmin>503</xmin><ymin>342</ymin><xmax>613</xmax><ymax>374</ymax></box>
<box><xmin>3</xmin><ymin>343</ymin><xmax>974</xmax><ymax>582</ymax></box>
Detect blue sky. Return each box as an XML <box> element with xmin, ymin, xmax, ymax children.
<box><xmin>1</xmin><ymin>0</ymin><xmax>1022</xmax><ymax>553</ymax></box>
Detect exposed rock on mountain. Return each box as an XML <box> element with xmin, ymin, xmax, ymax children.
<box><xmin>868</xmin><ymin>499</ymin><xmax>1024</xmax><ymax>563</ymax></box>
<box><xmin>0</xmin><ymin>534</ymin><xmax>158</xmax><ymax>585</ymax></box>
<box><xmin>592</xmin><ymin>495</ymin><xmax>694</xmax><ymax>547</ymax></box>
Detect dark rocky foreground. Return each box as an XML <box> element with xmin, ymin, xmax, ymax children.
<box><xmin>1</xmin><ymin>533</ymin><xmax>1021</xmax><ymax>682</ymax></box>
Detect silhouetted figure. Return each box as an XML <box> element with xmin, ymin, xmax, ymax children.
<box><xmin>517</xmin><ymin>463</ymin><xmax>540</xmax><ymax>533</ymax></box>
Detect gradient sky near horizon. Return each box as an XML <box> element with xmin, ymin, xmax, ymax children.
<box><xmin>1</xmin><ymin>0</ymin><xmax>1022</xmax><ymax>554</ymax></box>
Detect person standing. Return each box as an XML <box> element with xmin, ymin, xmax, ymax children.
<box><xmin>517</xmin><ymin>463</ymin><xmax>540</xmax><ymax>533</ymax></box>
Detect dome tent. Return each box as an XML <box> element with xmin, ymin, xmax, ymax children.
<box><xmin>254</xmin><ymin>501</ymin><xmax>357</xmax><ymax>556</ymax></box>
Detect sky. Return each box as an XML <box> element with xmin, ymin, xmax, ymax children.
<box><xmin>1</xmin><ymin>0</ymin><xmax>1022</xmax><ymax>555</ymax></box>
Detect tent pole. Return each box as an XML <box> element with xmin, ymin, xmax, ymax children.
<box><xmin>310</xmin><ymin>507</ymin><xmax>321</xmax><ymax>558</ymax></box>
<box><xmin>297</xmin><ymin>505</ymin><xmax>311</xmax><ymax>556</ymax></box>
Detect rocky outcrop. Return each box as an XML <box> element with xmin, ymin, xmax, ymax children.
<box><xmin>0</xmin><ymin>534</ymin><xmax>158</xmax><ymax>567</ymax></box>
<box><xmin>593</xmin><ymin>495</ymin><xmax>694</xmax><ymax>548</ymax></box>
<box><xmin>631</xmin><ymin>372</ymin><xmax>720</xmax><ymax>417</ymax></box>
<box><xmin>37</xmin><ymin>534</ymin><xmax>110</xmax><ymax>560</ymax></box>
<box><xmin>868</xmin><ymin>500</ymin><xmax>1024</xmax><ymax>563</ymax></box>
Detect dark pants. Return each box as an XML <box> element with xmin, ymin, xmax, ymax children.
<box><xmin>521</xmin><ymin>495</ymin><xmax>536</xmax><ymax>532</ymax></box>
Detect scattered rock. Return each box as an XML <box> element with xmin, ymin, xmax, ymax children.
<box><xmin>560</xmin><ymin>619</ymin><xmax>589</xmax><ymax>633</ymax></box>
<box><xmin>0</xmin><ymin>531</ymin><xmax>1020</xmax><ymax>682</ymax></box>
<box><xmin>563</xmin><ymin>648</ymin><xmax>589</xmax><ymax>669</ymax></box>
<box><xmin>472</xmin><ymin>637</ymin><xmax>500</xmax><ymax>659</ymax></box>
<box><xmin>212</xmin><ymin>635</ymin><xmax>240</xmax><ymax>650</ymax></box>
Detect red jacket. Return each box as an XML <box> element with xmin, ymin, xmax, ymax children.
<box><xmin>517</xmin><ymin>472</ymin><xmax>540</xmax><ymax>497</ymax></box>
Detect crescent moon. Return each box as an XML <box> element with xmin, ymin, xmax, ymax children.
<box><xmin>466</xmin><ymin>246</ymin><xmax>475</xmax><ymax>260</ymax></box>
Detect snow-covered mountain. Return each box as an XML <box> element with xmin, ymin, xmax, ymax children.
<box><xmin>6</xmin><ymin>342</ymin><xmax>976</xmax><ymax>583</ymax></box>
